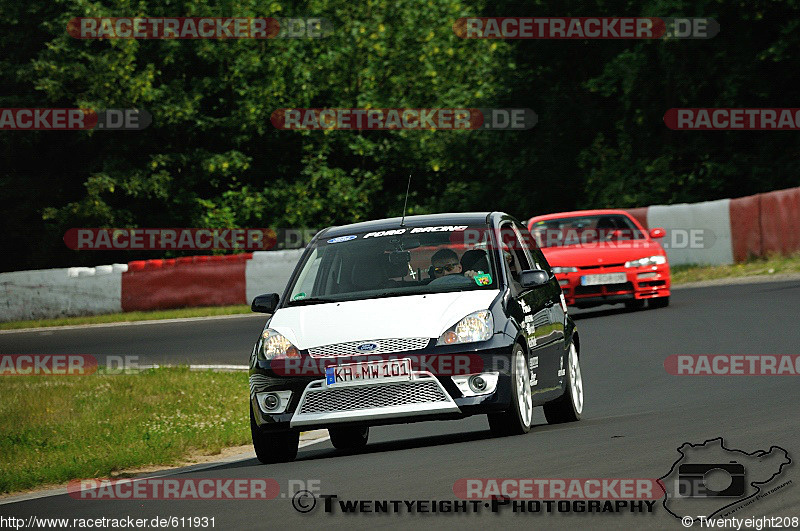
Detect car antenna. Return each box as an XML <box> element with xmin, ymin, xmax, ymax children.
<box><xmin>399</xmin><ymin>172</ymin><xmax>412</xmax><ymax>228</ymax></box>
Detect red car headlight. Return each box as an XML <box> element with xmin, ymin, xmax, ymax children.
<box><xmin>624</xmin><ymin>255</ymin><xmax>667</xmax><ymax>268</ymax></box>
<box><xmin>552</xmin><ymin>266</ymin><xmax>578</xmax><ymax>274</ymax></box>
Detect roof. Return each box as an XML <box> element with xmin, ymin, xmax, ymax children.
<box><xmin>528</xmin><ymin>209</ymin><xmax>634</xmax><ymax>224</ymax></box>
<box><xmin>321</xmin><ymin>212</ymin><xmax>498</xmax><ymax>238</ymax></box>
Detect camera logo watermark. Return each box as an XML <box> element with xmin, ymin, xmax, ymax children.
<box><xmin>271</xmin><ymin>108</ymin><xmax>537</xmax><ymax>130</ymax></box>
<box><xmin>659</xmin><ymin>437</ymin><xmax>791</xmax><ymax>523</ymax></box>
<box><xmin>68</xmin><ymin>17</ymin><xmax>332</xmax><ymax>39</ymax></box>
<box><xmin>454</xmin><ymin>17</ymin><xmax>718</xmax><ymax>39</ymax></box>
<box><xmin>665</xmin><ymin>108</ymin><xmax>800</xmax><ymax>130</ymax></box>
<box><xmin>664</xmin><ymin>355</ymin><xmax>800</xmax><ymax>375</ymax></box>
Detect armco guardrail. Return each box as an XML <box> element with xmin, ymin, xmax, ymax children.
<box><xmin>2</xmin><ymin>186</ymin><xmax>799</xmax><ymax>322</ymax></box>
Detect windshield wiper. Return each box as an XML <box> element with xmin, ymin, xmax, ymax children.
<box><xmin>286</xmin><ymin>297</ymin><xmax>336</xmax><ymax>306</ymax></box>
<box><xmin>358</xmin><ymin>290</ymin><xmax>416</xmax><ymax>300</ymax></box>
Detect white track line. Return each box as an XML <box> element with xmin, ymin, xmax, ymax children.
<box><xmin>136</xmin><ymin>364</ymin><xmax>250</xmax><ymax>371</ymax></box>
<box><xmin>0</xmin><ymin>312</ymin><xmax>264</xmax><ymax>335</ymax></box>
<box><xmin>672</xmin><ymin>272</ymin><xmax>800</xmax><ymax>290</ymax></box>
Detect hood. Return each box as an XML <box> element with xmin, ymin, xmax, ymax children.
<box><xmin>542</xmin><ymin>241</ymin><xmax>664</xmax><ymax>268</ymax></box>
<box><xmin>268</xmin><ymin>290</ymin><xmax>500</xmax><ymax>349</ymax></box>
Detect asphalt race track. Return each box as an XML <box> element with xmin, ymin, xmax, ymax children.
<box><xmin>0</xmin><ymin>314</ymin><xmax>266</xmax><ymax>366</ymax></box>
<box><xmin>2</xmin><ymin>280</ymin><xmax>799</xmax><ymax>529</ymax></box>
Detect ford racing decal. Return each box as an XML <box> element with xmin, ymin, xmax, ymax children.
<box><xmin>362</xmin><ymin>226</ymin><xmax>469</xmax><ymax>238</ymax></box>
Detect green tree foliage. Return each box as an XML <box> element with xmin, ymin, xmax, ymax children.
<box><xmin>2</xmin><ymin>0</ymin><xmax>800</xmax><ymax>271</ymax></box>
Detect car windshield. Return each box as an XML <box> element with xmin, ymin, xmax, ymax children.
<box><xmin>531</xmin><ymin>214</ymin><xmax>645</xmax><ymax>248</ymax></box>
<box><xmin>285</xmin><ymin>225</ymin><xmax>498</xmax><ymax>305</ymax></box>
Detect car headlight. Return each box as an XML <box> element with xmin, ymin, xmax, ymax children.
<box><xmin>437</xmin><ymin>310</ymin><xmax>494</xmax><ymax>346</ymax></box>
<box><xmin>258</xmin><ymin>329</ymin><xmax>299</xmax><ymax>360</ymax></box>
<box><xmin>625</xmin><ymin>255</ymin><xmax>667</xmax><ymax>268</ymax></box>
<box><xmin>551</xmin><ymin>266</ymin><xmax>578</xmax><ymax>274</ymax></box>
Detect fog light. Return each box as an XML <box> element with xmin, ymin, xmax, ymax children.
<box><xmin>263</xmin><ymin>394</ymin><xmax>279</xmax><ymax>410</ymax></box>
<box><xmin>559</xmin><ymin>279</ymin><xmax>569</xmax><ymax>286</ymax></box>
<box><xmin>255</xmin><ymin>390</ymin><xmax>291</xmax><ymax>414</ymax></box>
<box><xmin>451</xmin><ymin>372</ymin><xmax>499</xmax><ymax>397</ymax></box>
<box><xmin>469</xmin><ymin>375</ymin><xmax>487</xmax><ymax>392</ymax></box>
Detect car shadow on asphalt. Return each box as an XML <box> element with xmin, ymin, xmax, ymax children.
<box><xmin>570</xmin><ymin>305</ymin><xmax>643</xmax><ymax>320</ymax></box>
<box><xmin>201</xmin><ymin>424</ymin><xmax>552</xmax><ymax>471</ymax></box>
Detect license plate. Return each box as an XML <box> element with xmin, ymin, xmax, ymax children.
<box><xmin>325</xmin><ymin>359</ymin><xmax>413</xmax><ymax>387</ymax></box>
<box><xmin>581</xmin><ymin>273</ymin><xmax>627</xmax><ymax>286</ymax></box>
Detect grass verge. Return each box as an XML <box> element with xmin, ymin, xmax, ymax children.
<box><xmin>0</xmin><ymin>305</ymin><xmax>251</xmax><ymax>331</ymax></box>
<box><xmin>0</xmin><ymin>368</ymin><xmax>250</xmax><ymax>494</ymax></box>
<box><xmin>671</xmin><ymin>252</ymin><xmax>800</xmax><ymax>284</ymax></box>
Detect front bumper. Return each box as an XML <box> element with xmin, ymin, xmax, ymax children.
<box><xmin>289</xmin><ymin>372</ymin><xmax>460</xmax><ymax>427</ymax></box>
<box><xmin>249</xmin><ymin>336</ymin><xmax>516</xmax><ymax>432</ymax></box>
<box><xmin>557</xmin><ymin>264</ymin><xmax>670</xmax><ymax>307</ymax></box>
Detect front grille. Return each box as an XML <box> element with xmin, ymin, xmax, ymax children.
<box><xmin>638</xmin><ymin>280</ymin><xmax>666</xmax><ymax>288</ymax></box>
<box><xmin>574</xmin><ymin>285</ymin><xmax>603</xmax><ymax>295</ymax></box>
<box><xmin>298</xmin><ymin>380</ymin><xmax>447</xmax><ymax>414</ymax></box>
<box><xmin>308</xmin><ymin>337</ymin><xmax>429</xmax><ymax>358</ymax></box>
<box><xmin>578</xmin><ymin>263</ymin><xmax>625</xmax><ymax>270</ymax></box>
<box><xmin>575</xmin><ymin>282</ymin><xmax>634</xmax><ymax>296</ymax></box>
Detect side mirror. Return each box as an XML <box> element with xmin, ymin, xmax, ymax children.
<box><xmin>649</xmin><ymin>228</ymin><xmax>666</xmax><ymax>239</ymax></box>
<box><xmin>520</xmin><ymin>269</ymin><xmax>550</xmax><ymax>288</ymax></box>
<box><xmin>251</xmin><ymin>293</ymin><xmax>280</xmax><ymax>314</ymax></box>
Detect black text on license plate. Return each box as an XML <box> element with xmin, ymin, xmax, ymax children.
<box><xmin>325</xmin><ymin>359</ymin><xmax>412</xmax><ymax>386</ymax></box>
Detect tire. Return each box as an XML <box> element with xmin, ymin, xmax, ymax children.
<box><xmin>250</xmin><ymin>404</ymin><xmax>299</xmax><ymax>464</ymax></box>
<box><xmin>488</xmin><ymin>344</ymin><xmax>533</xmax><ymax>437</ymax></box>
<box><xmin>625</xmin><ymin>300</ymin><xmax>645</xmax><ymax>310</ymax></box>
<box><xmin>649</xmin><ymin>296</ymin><xmax>670</xmax><ymax>309</ymax></box>
<box><xmin>329</xmin><ymin>426</ymin><xmax>369</xmax><ymax>450</ymax></box>
<box><xmin>543</xmin><ymin>341</ymin><xmax>583</xmax><ymax>424</ymax></box>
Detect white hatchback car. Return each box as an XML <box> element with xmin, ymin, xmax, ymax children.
<box><xmin>248</xmin><ymin>212</ymin><xmax>583</xmax><ymax>463</ymax></box>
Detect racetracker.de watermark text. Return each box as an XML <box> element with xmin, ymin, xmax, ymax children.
<box><xmin>665</xmin><ymin>355</ymin><xmax>800</xmax><ymax>375</ymax></box>
<box><xmin>271</xmin><ymin>108</ymin><xmax>537</xmax><ymax>130</ymax></box>
<box><xmin>453</xmin><ymin>17</ymin><xmax>719</xmax><ymax>39</ymax></box>
<box><xmin>67</xmin><ymin>17</ymin><xmax>333</xmax><ymax>39</ymax></box>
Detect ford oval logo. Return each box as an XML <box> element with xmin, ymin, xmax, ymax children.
<box><xmin>356</xmin><ymin>343</ymin><xmax>378</xmax><ymax>352</ymax></box>
<box><xmin>327</xmin><ymin>235</ymin><xmax>357</xmax><ymax>244</ymax></box>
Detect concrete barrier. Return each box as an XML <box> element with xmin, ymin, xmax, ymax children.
<box><xmin>647</xmin><ymin>199</ymin><xmax>733</xmax><ymax>266</ymax></box>
<box><xmin>245</xmin><ymin>250</ymin><xmax>305</xmax><ymax>305</ymax></box>
<box><xmin>759</xmin><ymin>187</ymin><xmax>800</xmax><ymax>256</ymax></box>
<box><xmin>0</xmin><ymin>264</ymin><xmax>126</xmax><ymax>321</ymax></box>
<box><xmin>729</xmin><ymin>194</ymin><xmax>762</xmax><ymax>262</ymax></box>
<box><xmin>121</xmin><ymin>257</ymin><xmax>248</xmax><ymax>312</ymax></box>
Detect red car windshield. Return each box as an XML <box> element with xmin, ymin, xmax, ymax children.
<box><xmin>531</xmin><ymin>214</ymin><xmax>645</xmax><ymax>248</ymax></box>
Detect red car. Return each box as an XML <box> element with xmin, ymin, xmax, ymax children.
<box><xmin>527</xmin><ymin>209</ymin><xmax>670</xmax><ymax>309</ymax></box>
